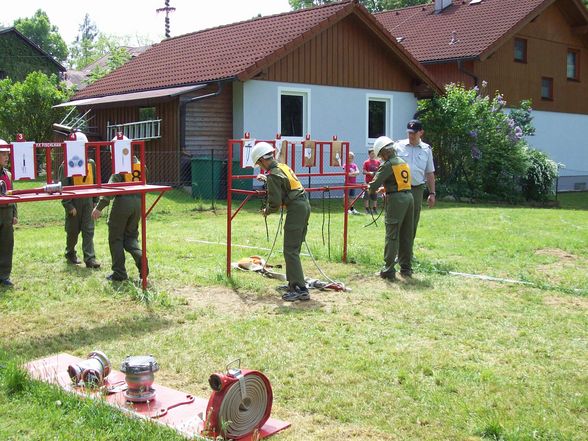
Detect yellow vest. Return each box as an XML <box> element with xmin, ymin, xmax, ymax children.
<box><xmin>123</xmin><ymin>162</ymin><xmax>142</xmax><ymax>182</ymax></box>
<box><xmin>72</xmin><ymin>163</ymin><xmax>94</xmax><ymax>186</ymax></box>
<box><xmin>276</xmin><ymin>163</ymin><xmax>302</xmax><ymax>191</ymax></box>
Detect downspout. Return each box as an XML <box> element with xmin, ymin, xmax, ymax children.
<box><xmin>457</xmin><ymin>59</ymin><xmax>478</xmax><ymax>87</ymax></box>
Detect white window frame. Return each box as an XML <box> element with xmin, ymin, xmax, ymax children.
<box><xmin>366</xmin><ymin>94</ymin><xmax>392</xmax><ymax>146</ymax></box>
<box><xmin>278</xmin><ymin>86</ymin><xmax>311</xmax><ymax>141</ymax></box>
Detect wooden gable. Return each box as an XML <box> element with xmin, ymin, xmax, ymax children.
<box><xmin>474</xmin><ymin>2</ymin><xmax>588</xmax><ymax>113</ymax></box>
<box><xmin>262</xmin><ymin>14</ymin><xmax>420</xmax><ymax>94</ymax></box>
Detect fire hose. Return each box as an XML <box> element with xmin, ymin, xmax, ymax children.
<box><xmin>205</xmin><ymin>360</ymin><xmax>272</xmax><ymax>439</ymax></box>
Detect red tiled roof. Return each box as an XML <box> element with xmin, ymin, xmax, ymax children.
<box><xmin>375</xmin><ymin>0</ymin><xmax>585</xmax><ymax>63</ymax></box>
<box><xmin>74</xmin><ymin>0</ymin><xmax>441</xmax><ymax>100</ymax></box>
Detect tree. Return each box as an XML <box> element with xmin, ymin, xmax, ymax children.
<box><xmin>85</xmin><ymin>40</ymin><xmax>131</xmax><ymax>85</ymax></box>
<box><xmin>0</xmin><ymin>72</ymin><xmax>73</xmax><ymax>143</ymax></box>
<box><xmin>417</xmin><ymin>83</ymin><xmax>557</xmax><ymax>202</ymax></box>
<box><xmin>289</xmin><ymin>0</ymin><xmax>429</xmax><ymax>12</ymax></box>
<box><xmin>13</xmin><ymin>9</ymin><xmax>68</xmax><ymax>63</ymax></box>
<box><xmin>68</xmin><ymin>14</ymin><xmax>99</xmax><ymax>69</ymax></box>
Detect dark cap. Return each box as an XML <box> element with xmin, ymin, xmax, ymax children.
<box><xmin>407</xmin><ymin>119</ymin><xmax>423</xmax><ymax>133</ymax></box>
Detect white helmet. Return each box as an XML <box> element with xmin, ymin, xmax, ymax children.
<box><xmin>0</xmin><ymin>139</ymin><xmax>10</xmax><ymax>152</ymax></box>
<box><xmin>373</xmin><ymin>136</ymin><xmax>394</xmax><ymax>157</ymax></box>
<box><xmin>251</xmin><ymin>142</ymin><xmax>275</xmax><ymax>165</ymax></box>
<box><xmin>72</xmin><ymin>131</ymin><xmax>88</xmax><ymax>142</ymax></box>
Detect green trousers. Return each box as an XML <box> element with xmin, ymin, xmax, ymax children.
<box><xmin>0</xmin><ymin>207</ymin><xmax>14</xmax><ymax>280</ymax></box>
<box><xmin>108</xmin><ymin>196</ymin><xmax>147</xmax><ymax>279</ymax></box>
<box><xmin>64</xmin><ymin>198</ymin><xmax>96</xmax><ymax>263</ymax></box>
<box><xmin>411</xmin><ymin>184</ymin><xmax>425</xmax><ymax>239</ymax></box>
<box><xmin>283</xmin><ymin>196</ymin><xmax>311</xmax><ymax>290</ymax></box>
<box><xmin>381</xmin><ymin>191</ymin><xmax>414</xmax><ymax>277</ymax></box>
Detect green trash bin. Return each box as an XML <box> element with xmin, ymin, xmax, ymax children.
<box><xmin>191</xmin><ymin>157</ymin><xmax>222</xmax><ymax>199</ymax></box>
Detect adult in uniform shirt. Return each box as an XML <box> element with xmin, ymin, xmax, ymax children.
<box><xmin>58</xmin><ymin>132</ymin><xmax>100</xmax><ymax>268</ymax></box>
<box><xmin>91</xmin><ymin>141</ymin><xmax>147</xmax><ymax>281</ymax></box>
<box><xmin>0</xmin><ymin>140</ymin><xmax>17</xmax><ymax>287</ymax></box>
<box><xmin>394</xmin><ymin>119</ymin><xmax>436</xmax><ymax>238</ymax></box>
<box><xmin>252</xmin><ymin>142</ymin><xmax>311</xmax><ymax>302</ymax></box>
<box><xmin>367</xmin><ymin>136</ymin><xmax>414</xmax><ymax>281</ymax></box>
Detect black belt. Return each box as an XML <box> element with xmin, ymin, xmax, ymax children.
<box><xmin>411</xmin><ymin>184</ymin><xmax>425</xmax><ymax>188</ymax></box>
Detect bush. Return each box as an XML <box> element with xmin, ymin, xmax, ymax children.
<box><xmin>417</xmin><ymin>83</ymin><xmax>550</xmax><ymax>203</ymax></box>
<box><xmin>522</xmin><ymin>147</ymin><xmax>558</xmax><ymax>202</ymax></box>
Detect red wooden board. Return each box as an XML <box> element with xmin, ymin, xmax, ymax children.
<box><xmin>26</xmin><ymin>353</ymin><xmax>290</xmax><ymax>440</ymax></box>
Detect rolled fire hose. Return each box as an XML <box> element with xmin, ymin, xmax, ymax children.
<box><xmin>206</xmin><ymin>363</ymin><xmax>273</xmax><ymax>439</ymax></box>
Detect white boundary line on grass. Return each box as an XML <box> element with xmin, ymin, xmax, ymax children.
<box><xmin>187</xmin><ymin>239</ymin><xmax>585</xmax><ymax>293</ymax></box>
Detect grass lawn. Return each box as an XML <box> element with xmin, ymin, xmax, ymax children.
<box><xmin>1</xmin><ymin>191</ymin><xmax>587</xmax><ymax>440</ymax></box>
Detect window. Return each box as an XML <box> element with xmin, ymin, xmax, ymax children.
<box><xmin>514</xmin><ymin>38</ymin><xmax>527</xmax><ymax>63</ymax></box>
<box><xmin>567</xmin><ymin>49</ymin><xmax>580</xmax><ymax>81</ymax></box>
<box><xmin>0</xmin><ymin>70</ymin><xmax>7</xmax><ymax>80</ymax></box>
<box><xmin>541</xmin><ymin>77</ymin><xmax>554</xmax><ymax>100</ymax></box>
<box><xmin>139</xmin><ymin>107</ymin><xmax>156</xmax><ymax>121</ymax></box>
<box><xmin>279</xmin><ymin>89</ymin><xmax>309</xmax><ymax>137</ymax></box>
<box><xmin>366</xmin><ymin>96</ymin><xmax>391</xmax><ymax>142</ymax></box>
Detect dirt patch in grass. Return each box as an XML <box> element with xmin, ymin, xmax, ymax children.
<box><xmin>534</xmin><ymin>248</ymin><xmax>577</xmax><ymax>260</ymax></box>
<box><xmin>544</xmin><ymin>295</ymin><xmax>588</xmax><ymax>310</ymax></box>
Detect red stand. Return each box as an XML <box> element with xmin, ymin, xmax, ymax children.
<box><xmin>226</xmin><ymin>137</ymin><xmax>363</xmax><ymax>277</ymax></box>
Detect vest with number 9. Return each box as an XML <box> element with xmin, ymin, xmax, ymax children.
<box><xmin>276</xmin><ymin>163</ymin><xmax>302</xmax><ymax>191</ymax></box>
<box><xmin>392</xmin><ymin>163</ymin><xmax>411</xmax><ymax>191</ymax></box>
<box><xmin>123</xmin><ymin>162</ymin><xmax>142</xmax><ymax>182</ymax></box>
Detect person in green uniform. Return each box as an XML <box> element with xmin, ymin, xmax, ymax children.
<box><xmin>58</xmin><ymin>132</ymin><xmax>100</xmax><ymax>268</ymax></box>
<box><xmin>91</xmin><ymin>150</ymin><xmax>147</xmax><ymax>282</ymax></box>
<box><xmin>367</xmin><ymin>136</ymin><xmax>414</xmax><ymax>281</ymax></box>
<box><xmin>0</xmin><ymin>141</ymin><xmax>17</xmax><ymax>287</ymax></box>
<box><xmin>251</xmin><ymin>142</ymin><xmax>311</xmax><ymax>302</ymax></box>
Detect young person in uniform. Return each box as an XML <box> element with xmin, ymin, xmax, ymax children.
<box><xmin>251</xmin><ymin>142</ymin><xmax>311</xmax><ymax>301</ymax></box>
<box><xmin>367</xmin><ymin>136</ymin><xmax>414</xmax><ymax>281</ymax></box>
<box><xmin>58</xmin><ymin>132</ymin><xmax>100</xmax><ymax>268</ymax></box>
<box><xmin>91</xmin><ymin>139</ymin><xmax>146</xmax><ymax>281</ymax></box>
<box><xmin>0</xmin><ymin>140</ymin><xmax>17</xmax><ymax>287</ymax></box>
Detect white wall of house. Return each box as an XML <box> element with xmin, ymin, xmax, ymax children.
<box><xmin>525</xmin><ymin>110</ymin><xmax>588</xmax><ymax>191</ymax></box>
<box><xmin>234</xmin><ymin>80</ymin><xmax>418</xmax><ymax>173</ymax></box>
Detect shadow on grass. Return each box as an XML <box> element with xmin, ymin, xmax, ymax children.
<box><xmin>3</xmin><ymin>315</ymin><xmax>174</xmax><ymax>361</ymax></box>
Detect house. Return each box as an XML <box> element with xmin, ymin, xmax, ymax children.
<box><xmin>58</xmin><ymin>0</ymin><xmax>441</xmax><ymax>185</ymax></box>
<box><xmin>64</xmin><ymin>46</ymin><xmax>151</xmax><ymax>90</ymax></box>
<box><xmin>376</xmin><ymin>0</ymin><xmax>588</xmax><ymax>191</ymax></box>
<box><xmin>0</xmin><ymin>27</ymin><xmax>66</xmax><ymax>81</ymax></box>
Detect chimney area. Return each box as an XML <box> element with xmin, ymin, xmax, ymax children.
<box><xmin>435</xmin><ymin>0</ymin><xmax>453</xmax><ymax>13</ymax></box>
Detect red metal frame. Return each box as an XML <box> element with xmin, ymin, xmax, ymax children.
<box><xmin>226</xmin><ymin>136</ymin><xmax>362</xmax><ymax>277</ymax></box>
<box><xmin>0</xmin><ymin>139</ymin><xmax>170</xmax><ymax>290</ymax></box>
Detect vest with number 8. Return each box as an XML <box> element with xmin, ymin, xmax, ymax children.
<box><xmin>123</xmin><ymin>162</ymin><xmax>142</xmax><ymax>182</ymax></box>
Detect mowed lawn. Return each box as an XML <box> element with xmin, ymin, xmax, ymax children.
<box><xmin>1</xmin><ymin>192</ymin><xmax>587</xmax><ymax>440</ymax></box>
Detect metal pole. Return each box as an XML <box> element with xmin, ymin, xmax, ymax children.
<box><xmin>226</xmin><ymin>141</ymin><xmax>234</xmax><ymax>277</ymax></box>
<box><xmin>211</xmin><ymin>148</ymin><xmax>215</xmax><ymax>210</ymax></box>
<box><xmin>342</xmin><ymin>142</ymin><xmax>349</xmax><ymax>263</ymax></box>
<box><xmin>141</xmin><ymin>192</ymin><xmax>148</xmax><ymax>290</ymax></box>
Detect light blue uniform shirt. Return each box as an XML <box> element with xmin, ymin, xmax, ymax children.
<box><xmin>394</xmin><ymin>139</ymin><xmax>435</xmax><ymax>186</ymax></box>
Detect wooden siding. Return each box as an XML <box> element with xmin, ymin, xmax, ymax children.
<box><xmin>81</xmin><ymin>98</ymin><xmax>180</xmax><ymax>183</ymax></box>
<box><xmin>264</xmin><ymin>14</ymin><xmax>417</xmax><ymax>92</ymax></box>
<box><xmin>181</xmin><ymin>82</ymin><xmax>233</xmax><ymax>159</ymax></box>
<box><xmin>473</xmin><ymin>3</ymin><xmax>588</xmax><ymax>114</ymax></box>
<box><xmin>425</xmin><ymin>61</ymin><xmax>476</xmax><ymax>89</ymax></box>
